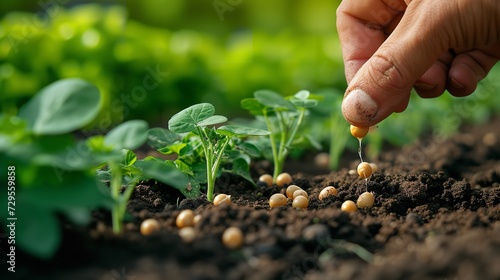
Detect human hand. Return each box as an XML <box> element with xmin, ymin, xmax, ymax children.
<box><xmin>337</xmin><ymin>0</ymin><xmax>500</xmax><ymax>127</ymax></box>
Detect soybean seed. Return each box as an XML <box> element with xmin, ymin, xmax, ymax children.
<box><xmin>258</xmin><ymin>174</ymin><xmax>273</xmax><ymax>187</ymax></box>
<box><xmin>293</xmin><ymin>189</ymin><xmax>309</xmax><ymax>200</ymax></box>
<box><xmin>357</xmin><ymin>162</ymin><xmax>373</xmax><ymax>179</ymax></box>
<box><xmin>341</xmin><ymin>200</ymin><xmax>357</xmax><ymax>213</ymax></box>
<box><xmin>318</xmin><ymin>186</ymin><xmax>338</xmax><ymax>201</ymax></box>
<box><xmin>276</xmin><ymin>172</ymin><xmax>293</xmax><ymax>187</ymax></box>
<box><xmin>140</xmin><ymin>218</ymin><xmax>161</xmax><ymax>236</ymax></box>
<box><xmin>286</xmin><ymin>185</ymin><xmax>303</xmax><ymax>199</ymax></box>
<box><xmin>213</xmin><ymin>194</ymin><xmax>231</xmax><ymax>206</ymax></box>
<box><xmin>292</xmin><ymin>196</ymin><xmax>309</xmax><ymax>209</ymax></box>
<box><xmin>357</xmin><ymin>192</ymin><xmax>375</xmax><ymax>208</ymax></box>
<box><xmin>269</xmin><ymin>193</ymin><xmax>288</xmax><ymax>208</ymax></box>
<box><xmin>179</xmin><ymin>227</ymin><xmax>196</xmax><ymax>243</ymax></box>
<box><xmin>176</xmin><ymin>209</ymin><xmax>195</xmax><ymax>229</ymax></box>
<box><xmin>222</xmin><ymin>227</ymin><xmax>244</xmax><ymax>249</ymax></box>
<box><xmin>350</xmin><ymin>125</ymin><xmax>369</xmax><ymax>139</ymax></box>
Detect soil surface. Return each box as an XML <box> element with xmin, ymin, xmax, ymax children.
<box><xmin>4</xmin><ymin>117</ymin><xmax>500</xmax><ymax>280</ymax></box>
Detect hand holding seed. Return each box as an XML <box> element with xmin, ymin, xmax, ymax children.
<box><xmin>337</xmin><ymin>0</ymin><xmax>500</xmax><ymax>127</ymax></box>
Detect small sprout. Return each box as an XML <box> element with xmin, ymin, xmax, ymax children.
<box><xmin>286</xmin><ymin>185</ymin><xmax>303</xmax><ymax>199</ymax></box>
<box><xmin>179</xmin><ymin>227</ymin><xmax>197</xmax><ymax>243</ymax></box>
<box><xmin>357</xmin><ymin>192</ymin><xmax>375</xmax><ymax>208</ymax></box>
<box><xmin>369</xmin><ymin>163</ymin><xmax>379</xmax><ymax>173</ymax></box>
<box><xmin>176</xmin><ymin>209</ymin><xmax>195</xmax><ymax>229</ymax></box>
<box><xmin>318</xmin><ymin>186</ymin><xmax>338</xmax><ymax>201</ymax></box>
<box><xmin>213</xmin><ymin>194</ymin><xmax>231</xmax><ymax>206</ymax></box>
<box><xmin>292</xmin><ymin>196</ymin><xmax>309</xmax><ymax>209</ymax></box>
<box><xmin>341</xmin><ymin>200</ymin><xmax>357</xmax><ymax>213</ymax></box>
<box><xmin>269</xmin><ymin>193</ymin><xmax>288</xmax><ymax>208</ymax></box>
<box><xmin>222</xmin><ymin>227</ymin><xmax>244</xmax><ymax>249</ymax></box>
<box><xmin>350</xmin><ymin>125</ymin><xmax>369</xmax><ymax>139</ymax></box>
<box><xmin>276</xmin><ymin>172</ymin><xmax>293</xmax><ymax>187</ymax></box>
<box><xmin>293</xmin><ymin>189</ymin><xmax>309</xmax><ymax>200</ymax></box>
<box><xmin>357</xmin><ymin>162</ymin><xmax>373</xmax><ymax>179</ymax></box>
<box><xmin>258</xmin><ymin>174</ymin><xmax>274</xmax><ymax>187</ymax></box>
<box><xmin>140</xmin><ymin>218</ymin><xmax>161</xmax><ymax>236</ymax></box>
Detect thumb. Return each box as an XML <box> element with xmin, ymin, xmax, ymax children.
<box><xmin>341</xmin><ymin>1</ymin><xmax>451</xmax><ymax>127</ymax></box>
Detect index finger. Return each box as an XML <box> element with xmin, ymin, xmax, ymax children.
<box><xmin>336</xmin><ymin>0</ymin><xmax>407</xmax><ymax>83</ymax></box>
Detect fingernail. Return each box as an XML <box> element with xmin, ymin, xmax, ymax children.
<box><xmin>450</xmin><ymin>77</ymin><xmax>465</xmax><ymax>89</ymax></box>
<box><xmin>342</xmin><ymin>89</ymin><xmax>379</xmax><ymax>124</ymax></box>
<box><xmin>414</xmin><ymin>82</ymin><xmax>435</xmax><ymax>91</ymax></box>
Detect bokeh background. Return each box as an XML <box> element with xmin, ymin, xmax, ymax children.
<box><xmin>1</xmin><ymin>0</ymin><xmax>499</xmax><ymax>160</ymax></box>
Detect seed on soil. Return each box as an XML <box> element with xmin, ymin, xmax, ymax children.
<box><xmin>357</xmin><ymin>192</ymin><xmax>375</xmax><ymax>208</ymax></box>
<box><xmin>222</xmin><ymin>227</ymin><xmax>244</xmax><ymax>249</ymax></box>
<box><xmin>318</xmin><ymin>186</ymin><xmax>338</xmax><ymax>201</ymax></box>
<box><xmin>292</xmin><ymin>189</ymin><xmax>309</xmax><ymax>200</ymax></box>
<box><xmin>140</xmin><ymin>218</ymin><xmax>161</xmax><ymax>236</ymax></box>
<box><xmin>369</xmin><ymin>163</ymin><xmax>379</xmax><ymax>173</ymax></box>
<box><xmin>348</xmin><ymin>169</ymin><xmax>357</xmax><ymax>175</ymax></box>
<box><xmin>341</xmin><ymin>200</ymin><xmax>357</xmax><ymax>213</ymax></box>
<box><xmin>357</xmin><ymin>162</ymin><xmax>373</xmax><ymax>178</ymax></box>
<box><xmin>269</xmin><ymin>193</ymin><xmax>288</xmax><ymax>208</ymax></box>
<box><xmin>314</xmin><ymin>152</ymin><xmax>330</xmax><ymax>169</ymax></box>
<box><xmin>292</xmin><ymin>195</ymin><xmax>309</xmax><ymax>209</ymax></box>
<box><xmin>213</xmin><ymin>194</ymin><xmax>231</xmax><ymax>206</ymax></box>
<box><xmin>176</xmin><ymin>209</ymin><xmax>195</xmax><ymax>229</ymax></box>
<box><xmin>258</xmin><ymin>174</ymin><xmax>273</xmax><ymax>187</ymax></box>
<box><xmin>350</xmin><ymin>125</ymin><xmax>369</xmax><ymax>139</ymax></box>
<box><xmin>193</xmin><ymin>214</ymin><xmax>202</xmax><ymax>226</ymax></box>
<box><xmin>276</xmin><ymin>172</ymin><xmax>293</xmax><ymax>187</ymax></box>
<box><xmin>286</xmin><ymin>185</ymin><xmax>303</xmax><ymax>199</ymax></box>
<box><xmin>179</xmin><ymin>227</ymin><xmax>197</xmax><ymax>243</ymax></box>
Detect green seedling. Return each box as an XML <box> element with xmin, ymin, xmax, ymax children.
<box><xmin>167</xmin><ymin>103</ymin><xmax>269</xmax><ymax>202</ymax></box>
<box><xmin>241</xmin><ymin>90</ymin><xmax>318</xmax><ymax>182</ymax></box>
<box><xmin>0</xmin><ymin>79</ymin><xmax>109</xmax><ymax>259</ymax></box>
<box><xmin>86</xmin><ymin>120</ymin><xmax>190</xmax><ymax>234</ymax></box>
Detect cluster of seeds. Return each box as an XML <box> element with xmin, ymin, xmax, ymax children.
<box><xmin>172</xmin><ymin>209</ymin><xmax>244</xmax><ymax>248</ymax></box>
<box><xmin>258</xmin><ymin>172</ymin><xmax>293</xmax><ymax>188</ymax></box>
<box><xmin>267</xmin><ymin>177</ymin><xmax>310</xmax><ymax>209</ymax></box>
<box><xmin>340</xmin><ymin>191</ymin><xmax>375</xmax><ymax>213</ymax></box>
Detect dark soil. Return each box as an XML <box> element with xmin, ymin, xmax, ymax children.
<box><xmin>5</xmin><ymin>118</ymin><xmax>500</xmax><ymax>280</ymax></box>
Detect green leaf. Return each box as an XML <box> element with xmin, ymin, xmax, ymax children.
<box><xmin>241</xmin><ymin>98</ymin><xmax>265</xmax><ymax>116</ymax></box>
<box><xmin>236</xmin><ymin>142</ymin><xmax>261</xmax><ymax>158</ymax></box>
<box><xmin>197</xmin><ymin>115</ymin><xmax>227</xmax><ymax>127</ymax></box>
<box><xmin>16</xmin><ymin>204</ymin><xmax>61</xmax><ymax>260</ymax></box>
<box><xmin>104</xmin><ymin>120</ymin><xmax>149</xmax><ymax>150</ymax></box>
<box><xmin>254</xmin><ymin>90</ymin><xmax>295</xmax><ymax>110</ymax></box>
<box><xmin>122</xmin><ymin>149</ymin><xmax>137</xmax><ymax>166</ymax></box>
<box><xmin>290</xmin><ymin>98</ymin><xmax>318</xmax><ymax>108</ymax></box>
<box><xmin>147</xmin><ymin>128</ymin><xmax>180</xmax><ymax>149</ymax></box>
<box><xmin>168</xmin><ymin>103</ymin><xmax>215</xmax><ymax>133</ymax></box>
<box><xmin>224</xmin><ymin>157</ymin><xmax>255</xmax><ymax>186</ymax></box>
<box><xmin>158</xmin><ymin>142</ymin><xmax>187</xmax><ymax>155</ymax></box>
<box><xmin>294</xmin><ymin>90</ymin><xmax>310</xmax><ymax>100</ymax></box>
<box><xmin>18</xmin><ymin>78</ymin><xmax>101</xmax><ymax>135</ymax></box>
<box><xmin>217</xmin><ymin>125</ymin><xmax>270</xmax><ymax>137</ymax></box>
<box><xmin>134</xmin><ymin>160</ymin><xmax>190</xmax><ymax>190</ymax></box>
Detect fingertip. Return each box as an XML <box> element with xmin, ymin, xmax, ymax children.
<box><xmin>342</xmin><ymin>88</ymin><xmax>379</xmax><ymax>126</ymax></box>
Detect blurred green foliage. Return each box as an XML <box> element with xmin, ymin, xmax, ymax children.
<box><xmin>0</xmin><ymin>1</ymin><xmax>346</xmax><ymax>130</ymax></box>
<box><xmin>1</xmin><ymin>0</ymin><xmax>499</xmax><ymax>165</ymax></box>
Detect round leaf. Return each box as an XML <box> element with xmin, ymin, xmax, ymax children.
<box><xmin>168</xmin><ymin>103</ymin><xmax>215</xmax><ymax>133</ymax></box>
<box><xmin>254</xmin><ymin>90</ymin><xmax>295</xmax><ymax>110</ymax></box>
<box><xmin>197</xmin><ymin>115</ymin><xmax>227</xmax><ymax>127</ymax></box>
<box><xmin>104</xmin><ymin>120</ymin><xmax>149</xmax><ymax>150</ymax></box>
<box><xmin>18</xmin><ymin>78</ymin><xmax>101</xmax><ymax>135</ymax></box>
